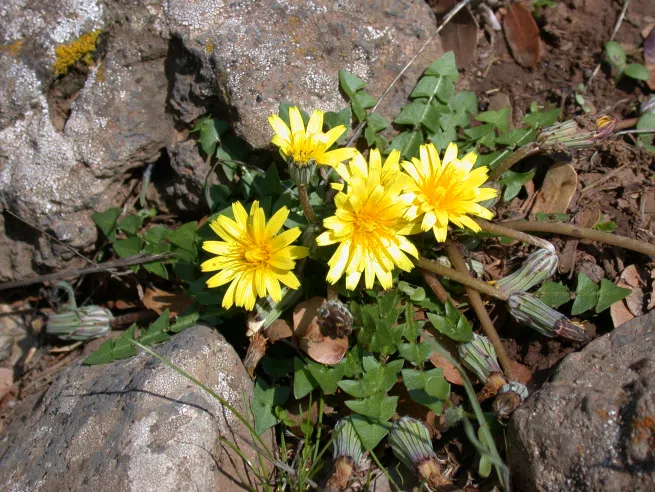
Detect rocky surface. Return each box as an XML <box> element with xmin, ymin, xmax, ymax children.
<box><xmin>0</xmin><ymin>325</ymin><xmax>273</xmax><ymax>491</ymax></box>
<box><xmin>0</xmin><ymin>0</ymin><xmax>442</xmax><ymax>280</ymax></box>
<box><xmin>508</xmin><ymin>309</ymin><xmax>655</xmax><ymax>491</ymax></box>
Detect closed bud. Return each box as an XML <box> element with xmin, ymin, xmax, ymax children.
<box><xmin>326</xmin><ymin>417</ymin><xmax>364</xmax><ymax>492</ymax></box>
<box><xmin>459</xmin><ymin>334</ymin><xmax>502</xmax><ymax>383</ymax></box>
<box><xmin>508</xmin><ymin>292</ymin><xmax>589</xmax><ymax>342</ymax></box>
<box><xmin>537</xmin><ymin>114</ymin><xmax>616</xmax><ymax>150</ymax></box>
<box><xmin>317</xmin><ymin>299</ymin><xmax>353</xmax><ymax>338</ymax></box>
<box><xmin>493</xmin><ymin>382</ymin><xmax>529</xmax><ymax>419</ymax></box>
<box><xmin>288</xmin><ymin>158</ymin><xmax>317</xmax><ymax>186</ymax></box>
<box><xmin>47</xmin><ymin>305</ymin><xmax>113</xmax><ymax>341</ymax></box>
<box><xmin>389</xmin><ymin>417</ymin><xmax>450</xmax><ymax>489</ymax></box>
<box><xmin>495</xmin><ymin>248</ymin><xmax>558</xmax><ymax>295</ymax></box>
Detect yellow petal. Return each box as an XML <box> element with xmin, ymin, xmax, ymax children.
<box><xmin>265</xmin><ymin>206</ymin><xmax>290</xmax><ymax>238</ymax></box>
<box><xmin>268</xmin><ymin>114</ymin><xmax>291</xmax><ymax>142</ymax></box>
<box><xmin>289</xmin><ymin>106</ymin><xmax>305</xmax><ymax>136</ymax></box>
<box><xmin>306</xmin><ymin>110</ymin><xmax>324</xmax><ymax>135</ymax></box>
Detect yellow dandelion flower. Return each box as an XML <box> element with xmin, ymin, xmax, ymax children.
<box><xmin>268</xmin><ymin>106</ymin><xmax>359</xmax><ymax>184</ymax></box>
<box><xmin>201</xmin><ymin>201</ymin><xmax>309</xmax><ymax>311</ymax></box>
<box><xmin>402</xmin><ymin>142</ymin><xmax>498</xmax><ymax>242</ymax></box>
<box><xmin>316</xmin><ymin>149</ymin><xmax>420</xmax><ymax>290</ymax></box>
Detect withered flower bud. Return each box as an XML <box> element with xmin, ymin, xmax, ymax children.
<box><xmin>326</xmin><ymin>417</ymin><xmax>365</xmax><ymax>492</ymax></box>
<box><xmin>317</xmin><ymin>299</ymin><xmax>353</xmax><ymax>338</ymax></box>
<box><xmin>492</xmin><ymin>382</ymin><xmax>529</xmax><ymax>419</ymax></box>
<box><xmin>537</xmin><ymin>114</ymin><xmax>616</xmax><ymax>150</ymax></box>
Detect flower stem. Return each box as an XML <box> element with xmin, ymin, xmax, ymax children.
<box><xmin>499</xmin><ymin>220</ymin><xmax>655</xmax><ymax>257</ymax></box>
<box><xmin>420</xmin><ymin>269</ymin><xmax>451</xmax><ymax>305</ymax></box>
<box><xmin>417</xmin><ymin>257</ymin><xmax>509</xmax><ymax>301</ymax></box>
<box><xmin>487</xmin><ymin>142</ymin><xmax>540</xmax><ymax>182</ymax></box>
<box><xmin>298</xmin><ymin>183</ymin><xmax>318</xmax><ymax>224</ymax></box>
<box><xmin>474</xmin><ymin>218</ymin><xmax>554</xmax><ymax>251</ymax></box>
<box><xmin>444</xmin><ymin>242</ymin><xmax>515</xmax><ymax>381</ymax></box>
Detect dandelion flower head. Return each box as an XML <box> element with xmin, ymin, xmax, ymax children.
<box><xmin>201</xmin><ymin>201</ymin><xmax>308</xmax><ymax>310</ymax></box>
<box><xmin>316</xmin><ymin>149</ymin><xmax>419</xmax><ymax>290</ymax></box>
<box><xmin>402</xmin><ymin>142</ymin><xmax>497</xmax><ymax>242</ymax></box>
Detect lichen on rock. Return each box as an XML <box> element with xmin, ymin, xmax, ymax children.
<box><xmin>52</xmin><ymin>29</ymin><xmax>102</xmax><ymax>76</ymax></box>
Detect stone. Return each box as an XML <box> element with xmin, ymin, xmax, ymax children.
<box><xmin>165</xmin><ymin>0</ymin><xmax>444</xmax><ymax>149</ymax></box>
<box><xmin>508</xmin><ymin>309</ymin><xmax>655</xmax><ymax>491</ymax></box>
<box><xmin>0</xmin><ymin>0</ymin><xmax>173</xmax><ymax>280</ymax></box>
<box><xmin>0</xmin><ymin>325</ymin><xmax>274</xmax><ymax>491</ymax></box>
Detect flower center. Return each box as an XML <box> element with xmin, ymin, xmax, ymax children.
<box><xmin>244</xmin><ymin>245</ymin><xmax>270</xmax><ymax>264</ymax></box>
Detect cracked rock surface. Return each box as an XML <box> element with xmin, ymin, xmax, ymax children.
<box><xmin>508</xmin><ymin>309</ymin><xmax>655</xmax><ymax>491</ymax></box>
<box><xmin>0</xmin><ymin>325</ymin><xmax>272</xmax><ymax>492</ymax></box>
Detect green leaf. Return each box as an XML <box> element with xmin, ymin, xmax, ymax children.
<box><xmin>401</xmin><ymin>368</ymin><xmax>449</xmax><ymax>413</ymax></box>
<box><xmin>450</xmin><ymin>90</ymin><xmax>477</xmax><ymax>116</ymax></box>
<box><xmin>596</xmin><ymin>280</ymin><xmax>631</xmax><ymax>313</ymax></box>
<box><xmin>353</xmin><ymin>90</ymin><xmax>377</xmax><ymax>109</ymax></box>
<box><xmin>426</xmin><ymin>300</ymin><xmax>473</xmax><ymax>342</ymax></box>
<box><xmin>251</xmin><ymin>378</ymin><xmax>291</xmax><ymax>435</ymax></box>
<box><xmin>350</xmin><ymin>415</ymin><xmax>390</xmax><ymax>451</ymax></box>
<box><xmin>593</xmin><ymin>214</ymin><xmax>616</xmax><ymax>233</ymax></box>
<box><xmin>170</xmin><ymin>312</ymin><xmax>200</xmax><ymax>333</ymax></box>
<box><xmin>571</xmin><ymin>272</ymin><xmax>600</xmax><ymax>315</ymax></box>
<box><xmin>144</xmin><ymin>225</ymin><xmax>170</xmax><ymax>244</ymax></box>
<box><xmin>605</xmin><ymin>41</ymin><xmax>626</xmax><ymax>70</ymax></box>
<box><xmin>367</xmin><ymin>112</ymin><xmax>388</xmax><ymax>133</ymax></box>
<box><xmin>377</xmin><ymin>290</ymin><xmax>400</xmax><ymax>317</ymax></box>
<box><xmin>324</xmin><ymin>107</ymin><xmax>352</xmax><ymax>131</ymax></box>
<box><xmin>168</xmin><ymin>221</ymin><xmax>197</xmax><ymax>252</ymax></box>
<box><xmin>92</xmin><ymin>207</ymin><xmax>121</xmax><ymax>241</ymax></box>
<box><xmin>476</xmin><ymin>108</ymin><xmax>510</xmax><ymax>132</ymax></box>
<box><xmin>192</xmin><ymin>116</ymin><xmax>230</xmax><ymax>157</ymax></box>
<box><xmin>306</xmin><ymin>360</ymin><xmax>344</xmax><ymax>394</ymax></box>
<box><xmin>117</xmin><ymin>214</ymin><xmax>143</xmax><ymax>237</ymax></box>
<box><xmin>113</xmin><ymin>324</ymin><xmax>138</xmax><ymax>359</ymax></box>
<box><xmin>411</xmin><ymin>76</ymin><xmax>454</xmax><ymax>103</ymax></box>
<box><xmin>293</xmin><ymin>358</ymin><xmax>318</xmax><ymax>399</ymax></box>
<box><xmin>394</xmin><ymin>100</ymin><xmax>428</xmax><ymax>127</ymax></box>
<box><xmin>339</xmin><ymin>70</ymin><xmax>367</xmax><ymax>97</ymax></box>
<box><xmin>425</xmin><ymin>375</ymin><xmax>450</xmax><ymax>399</ymax></box>
<box><xmin>499</xmin><ymin>168</ymin><xmax>536</xmax><ymax>201</ymax></box>
<box><xmin>139</xmin><ymin>310</ymin><xmax>171</xmax><ymax>345</ymax></box>
<box><xmin>624</xmin><ymin>63</ymin><xmax>651</xmax><ymax>81</ymax></box>
<box><xmin>386</xmin><ymin>130</ymin><xmax>423</xmax><ymax>159</ymax></box>
<box><xmin>83</xmin><ymin>339</ymin><xmax>115</xmax><ymax>365</ymax></box>
<box><xmin>113</xmin><ymin>236</ymin><xmax>143</xmax><ymax>259</ymax></box>
<box><xmin>424</xmin><ymin>51</ymin><xmax>459</xmax><ymax>82</ymax></box>
<box><xmin>535</xmin><ymin>281</ymin><xmax>571</xmax><ymax>308</ymax></box>
<box><xmin>398</xmin><ymin>342</ymin><xmax>434</xmax><ymax>366</ymax></box>
<box><xmin>345</xmin><ymin>392</ymin><xmax>398</xmax><ymax>422</ymax></box>
<box><xmin>522</xmin><ymin>108</ymin><xmax>561</xmax><ymax>128</ymax></box>
<box><xmin>636</xmin><ymin>112</ymin><xmax>655</xmax><ymax>151</ymax></box>
<box><xmin>496</xmin><ymin>128</ymin><xmax>536</xmax><ymax>146</ymax></box>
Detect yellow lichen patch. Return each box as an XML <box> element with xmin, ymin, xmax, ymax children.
<box><xmin>204</xmin><ymin>38</ymin><xmax>214</xmax><ymax>54</ymax></box>
<box><xmin>53</xmin><ymin>30</ymin><xmax>102</xmax><ymax>76</ymax></box>
<box><xmin>0</xmin><ymin>40</ymin><xmax>23</xmax><ymax>58</ymax></box>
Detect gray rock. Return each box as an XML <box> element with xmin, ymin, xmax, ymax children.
<box><xmin>508</xmin><ymin>309</ymin><xmax>655</xmax><ymax>491</ymax></box>
<box><xmin>0</xmin><ymin>325</ymin><xmax>274</xmax><ymax>491</ymax></box>
<box><xmin>0</xmin><ymin>0</ymin><xmax>172</xmax><ymax>280</ymax></box>
<box><xmin>165</xmin><ymin>0</ymin><xmax>444</xmax><ymax>149</ymax></box>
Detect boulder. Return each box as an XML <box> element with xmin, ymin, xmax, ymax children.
<box><xmin>165</xmin><ymin>0</ymin><xmax>443</xmax><ymax>149</ymax></box>
<box><xmin>508</xmin><ymin>309</ymin><xmax>655</xmax><ymax>491</ymax></box>
<box><xmin>0</xmin><ymin>325</ymin><xmax>273</xmax><ymax>491</ymax></box>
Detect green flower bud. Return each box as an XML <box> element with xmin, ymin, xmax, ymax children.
<box><xmin>495</xmin><ymin>248</ymin><xmax>558</xmax><ymax>295</ymax></box>
<box><xmin>288</xmin><ymin>158</ymin><xmax>317</xmax><ymax>186</ymax></box>
<box><xmin>458</xmin><ymin>334</ymin><xmax>502</xmax><ymax>383</ymax></box>
<box><xmin>508</xmin><ymin>292</ymin><xmax>589</xmax><ymax>342</ymax></box>
<box><xmin>390</xmin><ymin>417</ymin><xmax>450</xmax><ymax>488</ymax></box>
<box><xmin>537</xmin><ymin>114</ymin><xmax>616</xmax><ymax>150</ymax></box>
<box><xmin>47</xmin><ymin>305</ymin><xmax>113</xmax><ymax>341</ymax></box>
<box><xmin>326</xmin><ymin>417</ymin><xmax>364</xmax><ymax>492</ymax></box>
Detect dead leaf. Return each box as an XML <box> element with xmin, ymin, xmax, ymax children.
<box><xmin>509</xmin><ymin>361</ymin><xmax>532</xmax><ymax>386</ymax></box>
<box><xmin>423</xmin><ymin>332</ymin><xmax>464</xmax><ymax>386</ymax></box>
<box><xmin>644</xmin><ymin>27</ymin><xmax>655</xmax><ymax>91</ymax></box>
<box><xmin>440</xmin><ymin>8</ymin><xmax>479</xmax><ymax>69</ymax></box>
<box><xmin>265</xmin><ymin>319</ymin><xmax>293</xmax><ymax>342</ymax></box>
<box><xmin>610</xmin><ymin>299</ymin><xmax>634</xmax><ymax>328</ymax></box>
<box><xmin>618</xmin><ymin>265</ymin><xmax>645</xmax><ymax>317</ymax></box>
<box><xmin>428</xmin><ymin>0</ymin><xmax>456</xmax><ymax>15</ymax></box>
<box><xmin>559</xmin><ymin>207</ymin><xmax>599</xmax><ymax>274</ymax></box>
<box><xmin>114</xmin><ymin>299</ymin><xmax>138</xmax><ymax>310</ymax></box>
<box><xmin>293</xmin><ymin>297</ymin><xmax>348</xmax><ymax>365</ymax></box>
<box><xmin>531</xmin><ymin>163</ymin><xmax>578</xmax><ymax>217</ymax></box>
<box><xmin>142</xmin><ymin>287</ymin><xmax>193</xmax><ymax>317</ymax></box>
<box><xmin>503</xmin><ymin>4</ymin><xmax>542</xmax><ymax>68</ymax></box>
